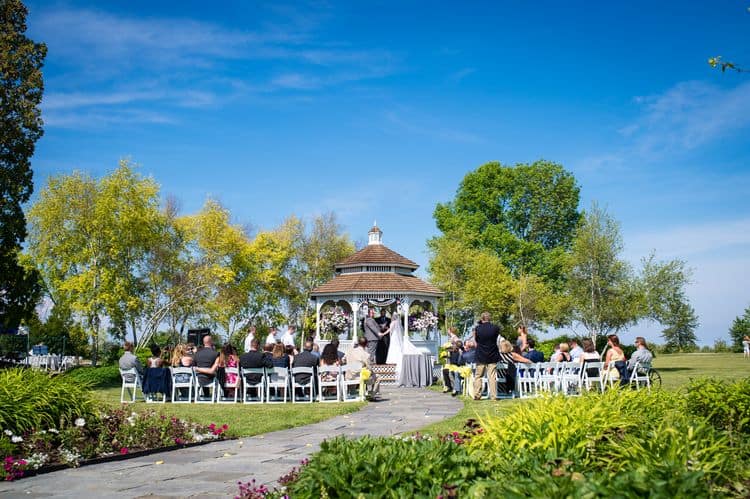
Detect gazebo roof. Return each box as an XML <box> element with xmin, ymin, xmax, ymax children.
<box><xmin>336</xmin><ymin>244</ymin><xmax>418</xmax><ymax>269</ymax></box>
<box><xmin>311</xmin><ymin>273</ymin><xmax>442</xmax><ymax>296</ymax></box>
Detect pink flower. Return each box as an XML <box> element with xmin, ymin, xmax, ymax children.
<box><xmin>119</xmin><ymin>447</ymin><xmax>129</xmax><ymax>455</ymax></box>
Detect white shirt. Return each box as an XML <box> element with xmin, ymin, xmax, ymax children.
<box><xmin>244</xmin><ymin>332</ymin><xmax>255</xmax><ymax>352</ymax></box>
<box><xmin>569</xmin><ymin>345</ymin><xmax>583</xmax><ymax>361</ymax></box>
<box><xmin>281</xmin><ymin>330</ymin><xmax>295</xmax><ymax>347</ymax></box>
<box><xmin>265</xmin><ymin>330</ymin><xmax>277</xmax><ymax>345</ymax></box>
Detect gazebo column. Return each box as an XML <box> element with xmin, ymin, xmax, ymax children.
<box><xmin>315</xmin><ymin>299</ymin><xmax>323</xmax><ymax>341</ymax></box>
<box><xmin>351</xmin><ymin>298</ymin><xmax>359</xmax><ymax>340</ymax></box>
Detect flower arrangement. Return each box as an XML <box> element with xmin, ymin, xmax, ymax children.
<box><xmin>319</xmin><ymin>309</ymin><xmax>351</xmax><ymax>339</ymax></box>
<box><xmin>410</xmin><ymin>311</ymin><xmax>439</xmax><ymax>338</ymax></box>
<box><xmin>438</xmin><ymin>342</ymin><xmax>452</xmax><ymax>366</ymax></box>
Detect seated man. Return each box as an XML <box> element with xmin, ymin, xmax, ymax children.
<box><xmin>628</xmin><ymin>336</ymin><xmax>654</xmax><ymax>373</ymax></box>
<box><xmin>118</xmin><ymin>341</ymin><xmax>144</xmax><ymax>382</ymax></box>
<box><xmin>292</xmin><ymin>339</ymin><xmax>319</xmax><ymax>388</ymax></box>
<box><xmin>523</xmin><ymin>338</ymin><xmax>545</xmax><ymax>363</ymax></box>
<box><xmin>461</xmin><ymin>340</ymin><xmax>477</xmax><ymax>365</ymax></box>
<box><xmin>345</xmin><ymin>337</ymin><xmax>379</xmax><ymax>397</ymax></box>
<box><xmin>239</xmin><ymin>338</ymin><xmax>273</xmax><ymax>385</ymax></box>
<box><xmin>193</xmin><ymin>334</ymin><xmax>220</xmax><ymax>392</ymax></box>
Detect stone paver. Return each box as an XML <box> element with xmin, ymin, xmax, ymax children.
<box><xmin>0</xmin><ymin>387</ymin><xmax>462</xmax><ymax>498</ymax></box>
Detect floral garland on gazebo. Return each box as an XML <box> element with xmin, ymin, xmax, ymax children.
<box><xmin>409</xmin><ymin>310</ymin><xmax>439</xmax><ymax>339</ymax></box>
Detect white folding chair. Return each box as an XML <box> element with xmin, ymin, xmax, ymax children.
<box><xmin>119</xmin><ymin>368</ymin><xmax>143</xmax><ymax>403</ymax></box>
<box><xmin>536</xmin><ymin>362</ymin><xmax>559</xmax><ymax>392</ymax></box>
<box><xmin>559</xmin><ymin>361</ymin><xmax>582</xmax><ymax>395</ymax></box>
<box><xmin>194</xmin><ymin>372</ymin><xmax>219</xmax><ymax>403</ymax></box>
<box><xmin>266</xmin><ymin>367</ymin><xmax>290</xmax><ymax>403</ymax></box>
<box><xmin>218</xmin><ymin>367</ymin><xmax>240</xmax><ymax>403</ymax></box>
<box><xmin>241</xmin><ymin>367</ymin><xmax>266</xmax><ymax>403</ymax></box>
<box><xmin>495</xmin><ymin>362</ymin><xmax>513</xmax><ymax>398</ymax></box>
<box><xmin>582</xmin><ymin>361</ymin><xmax>605</xmax><ymax>392</ymax></box>
<box><xmin>516</xmin><ymin>364</ymin><xmax>537</xmax><ymax>397</ymax></box>
<box><xmin>340</xmin><ymin>362</ymin><xmax>363</xmax><ymax>402</ymax></box>
<box><xmin>318</xmin><ymin>365</ymin><xmax>341</xmax><ymax>402</ymax></box>
<box><xmin>291</xmin><ymin>367</ymin><xmax>315</xmax><ymax>403</ymax></box>
<box><xmin>170</xmin><ymin>367</ymin><xmax>194</xmax><ymax>403</ymax></box>
<box><xmin>628</xmin><ymin>361</ymin><xmax>651</xmax><ymax>391</ymax></box>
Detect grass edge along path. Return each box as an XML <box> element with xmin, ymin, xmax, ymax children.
<box><xmin>92</xmin><ymin>386</ymin><xmax>367</xmax><ymax>437</ymax></box>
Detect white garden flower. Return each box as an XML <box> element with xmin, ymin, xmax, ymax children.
<box><xmin>74</xmin><ymin>418</ymin><xmax>86</xmax><ymax>427</ymax></box>
<box><xmin>48</xmin><ymin>428</ymin><xmax>59</xmax><ymax>434</ymax></box>
<box><xmin>11</xmin><ymin>435</ymin><xmax>23</xmax><ymax>443</ymax></box>
<box><xmin>3</xmin><ymin>429</ymin><xmax>12</xmax><ymax>436</ymax></box>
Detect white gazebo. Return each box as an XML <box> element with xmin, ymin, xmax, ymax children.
<box><xmin>311</xmin><ymin>225</ymin><xmax>443</xmax><ymax>341</ymax></box>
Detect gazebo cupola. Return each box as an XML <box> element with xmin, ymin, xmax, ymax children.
<box><xmin>311</xmin><ymin>225</ymin><xmax>443</xmax><ymax>340</ymax></box>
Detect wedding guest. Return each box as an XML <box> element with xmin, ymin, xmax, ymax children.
<box><xmin>171</xmin><ymin>344</ymin><xmax>194</xmax><ymax>367</ymax></box>
<box><xmin>319</xmin><ymin>344</ymin><xmax>341</xmax><ymax>395</ymax></box>
<box><xmin>551</xmin><ymin>343</ymin><xmax>572</xmax><ymax>363</ymax></box>
<box><xmin>744</xmin><ymin>335</ymin><xmax>750</xmax><ymax>359</ymax></box>
<box><xmin>147</xmin><ymin>344</ymin><xmax>163</xmax><ymax>368</ymax></box>
<box><xmin>578</xmin><ymin>338</ymin><xmax>600</xmax><ymax>364</ymax></box>
<box><xmin>461</xmin><ymin>340</ymin><xmax>477</xmax><ymax>365</ymax></box>
<box><xmin>311</xmin><ymin>341</ymin><xmax>321</xmax><ymax>359</ymax></box>
<box><xmin>472</xmin><ymin>312</ymin><xmax>501</xmax><ymax>401</ymax></box>
<box><xmin>243</xmin><ymin>325</ymin><xmax>257</xmax><ymax>353</ymax></box>
<box><xmin>240</xmin><ymin>338</ymin><xmax>272</xmax><ymax>384</ymax></box>
<box><xmin>345</xmin><ymin>337</ymin><xmax>380</xmax><ymax>397</ymax></box>
<box><xmin>523</xmin><ymin>338</ymin><xmax>545</xmax><ymax>363</ymax></box>
<box><xmin>220</xmin><ymin>344</ymin><xmax>240</xmax><ymax>397</ymax></box>
<box><xmin>449</xmin><ymin>340</ymin><xmax>465</xmax><ymax>396</ymax></box>
<box><xmin>194</xmin><ymin>334</ymin><xmax>220</xmax><ymax>390</ymax></box>
<box><xmin>331</xmin><ymin>338</ymin><xmax>346</xmax><ymax>363</ymax></box>
<box><xmin>569</xmin><ymin>339</ymin><xmax>584</xmax><ymax>361</ymax></box>
<box><xmin>447</xmin><ymin>326</ymin><xmax>460</xmax><ymax>345</ymax></box>
<box><xmin>265</xmin><ymin>326</ymin><xmax>278</xmax><ymax>346</ymax></box>
<box><xmin>118</xmin><ymin>341</ymin><xmax>144</xmax><ymax>380</ymax></box>
<box><xmin>281</xmin><ymin>325</ymin><xmax>297</xmax><ymax>348</ymax></box>
<box><xmin>604</xmin><ymin>335</ymin><xmax>627</xmax><ymax>384</ymax></box>
<box><xmin>285</xmin><ymin>344</ymin><xmax>296</xmax><ymax>365</ymax></box>
<box><xmin>499</xmin><ymin>339</ymin><xmax>532</xmax><ymax>394</ymax></box>
<box><xmin>442</xmin><ymin>341</ymin><xmax>463</xmax><ymax>393</ymax></box>
<box><xmin>269</xmin><ymin>342</ymin><xmax>288</xmax><ymax>368</ymax></box>
<box><xmin>292</xmin><ymin>339</ymin><xmax>319</xmax><ymax>387</ymax></box>
<box><xmin>627</xmin><ymin>337</ymin><xmax>654</xmax><ymax>371</ymax></box>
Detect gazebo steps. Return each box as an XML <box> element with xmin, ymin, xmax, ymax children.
<box><xmin>372</xmin><ymin>363</ymin><xmax>397</xmax><ymax>385</ymax></box>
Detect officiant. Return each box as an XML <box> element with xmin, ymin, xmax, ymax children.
<box><xmin>375</xmin><ymin>308</ymin><xmax>391</xmax><ymax>364</ymax></box>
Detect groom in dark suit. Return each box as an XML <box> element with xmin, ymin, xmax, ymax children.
<box><xmin>363</xmin><ymin>308</ymin><xmax>383</xmax><ymax>362</ymax></box>
<box><xmin>375</xmin><ymin>309</ymin><xmax>391</xmax><ymax>364</ymax></box>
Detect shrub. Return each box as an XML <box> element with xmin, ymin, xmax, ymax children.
<box><xmin>287</xmin><ymin>435</ymin><xmax>491</xmax><ymax>498</ymax></box>
<box><xmin>684</xmin><ymin>377</ymin><xmax>750</xmax><ymax>437</ymax></box>
<box><xmin>0</xmin><ymin>368</ymin><xmax>98</xmax><ymax>435</ymax></box>
<box><xmin>62</xmin><ymin>365</ymin><xmax>121</xmax><ymax>388</ymax></box>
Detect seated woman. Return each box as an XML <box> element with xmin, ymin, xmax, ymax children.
<box><xmin>604</xmin><ymin>334</ymin><xmax>628</xmax><ymax>384</ymax></box>
<box><xmin>147</xmin><ymin>344</ymin><xmax>164</xmax><ymax>368</ymax></box>
<box><xmin>499</xmin><ymin>340</ymin><xmax>531</xmax><ymax>395</ymax></box>
<box><xmin>551</xmin><ymin>342</ymin><xmax>572</xmax><ymax>363</ymax></box>
<box><xmin>579</xmin><ymin>338</ymin><xmax>601</xmax><ymax>379</ymax></box>
<box><xmin>285</xmin><ymin>344</ymin><xmax>296</xmax><ymax>366</ymax></box>
<box><xmin>219</xmin><ymin>344</ymin><xmax>240</xmax><ymax>397</ymax></box>
<box><xmin>319</xmin><ymin>344</ymin><xmax>340</xmax><ymax>396</ymax></box>
<box><xmin>271</xmin><ymin>342</ymin><xmax>290</xmax><ymax>368</ymax></box>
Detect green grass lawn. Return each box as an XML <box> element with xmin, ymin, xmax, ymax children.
<box><xmin>418</xmin><ymin>353</ymin><xmax>750</xmax><ymax>436</ymax></box>
<box><xmin>92</xmin><ymin>386</ymin><xmax>365</xmax><ymax>437</ymax></box>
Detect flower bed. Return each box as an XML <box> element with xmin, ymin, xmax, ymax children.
<box><xmin>0</xmin><ymin>367</ymin><xmax>228</xmax><ymax>481</ymax></box>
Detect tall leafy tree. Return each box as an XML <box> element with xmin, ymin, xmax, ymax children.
<box><xmin>26</xmin><ymin>161</ymin><xmax>164</xmax><ymax>362</ymax></box>
<box><xmin>433</xmin><ymin>160</ymin><xmax>580</xmax><ymax>284</ymax></box>
<box><xmin>729</xmin><ymin>305</ymin><xmax>750</xmax><ymax>350</ymax></box>
<box><xmin>661</xmin><ymin>300</ymin><xmax>699</xmax><ymax>352</ymax></box>
<box><xmin>567</xmin><ymin>203</ymin><xmax>642</xmax><ymax>344</ymax></box>
<box><xmin>0</xmin><ymin>0</ymin><xmax>46</xmax><ymax>330</ymax></box>
<box><xmin>282</xmin><ymin>213</ymin><xmax>354</xmax><ymax>332</ymax></box>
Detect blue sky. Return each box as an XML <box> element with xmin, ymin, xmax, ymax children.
<box><xmin>25</xmin><ymin>1</ymin><xmax>750</xmax><ymax>345</ymax></box>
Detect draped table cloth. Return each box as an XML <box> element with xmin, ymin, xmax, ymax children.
<box><xmin>398</xmin><ymin>351</ymin><xmax>433</xmax><ymax>387</ymax></box>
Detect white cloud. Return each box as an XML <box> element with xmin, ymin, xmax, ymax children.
<box><xmin>626</xmin><ymin>80</ymin><xmax>750</xmax><ymax>158</ymax></box>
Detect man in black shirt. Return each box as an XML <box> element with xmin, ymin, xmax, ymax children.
<box><xmin>292</xmin><ymin>339</ymin><xmax>319</xmax><ymax>385</ymax></box>
<box><xmin>239</xmin><ymin>338</ymin><xmax>272</xmax><ymax>384</ymax></box>
<box><xmin>194</xmin><ymin>334</ymin><xmax>219</xmax><ymax>396</ymax></box>
<box><xmin>472</xmin><ymin>312</ymin><xmax>501</xmax><ymax>400</ymax></box>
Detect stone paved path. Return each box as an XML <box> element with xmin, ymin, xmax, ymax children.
<box><xmin>0</xmin><ymin>387</ymin><xmax>462</xmax><ymax>498</ymax></box>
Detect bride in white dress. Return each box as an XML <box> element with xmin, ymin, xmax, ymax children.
<box><xmin>385</xmin><ymin>313</ymin><xmax>421</xmax><ymax>368</ymax></box>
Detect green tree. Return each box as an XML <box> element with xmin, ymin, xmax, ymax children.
<box><xmin>661</xmin><ymin>300</ymin><xmax>699</xmax><ymax>352</ymax></box>
<box><xmin>283</xmin><ymin>213</ymin><xmax>355</xmax><ymax>332</ymax></box>
<box><xmin>729</xmin><ymin>306</ymin><xmax>750</xmax><ymax>350</ymax></box>
<box><xmin>433</xmin><ymin>160</ymin><xmax>580</xmax><ymax>284</ymax></box>
<box><xmin>0</xmin><ymin>0</ymin><xmax>46</xmax><ymax>330</ymax></box>
<box><xmin>26</xmin><ymin>161</ymin><xmax>165</xmax><ymax>362</ymax></box>
<box><xmin>567</xmin><ymin>204</ymin><xmax>642</xmax><ymax>344</ymax></box>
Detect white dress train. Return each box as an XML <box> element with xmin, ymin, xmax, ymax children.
<box><xmin>385</xmin><ymin>316</ymin><xmax>421</xmax><ymax>377</ymax></box>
